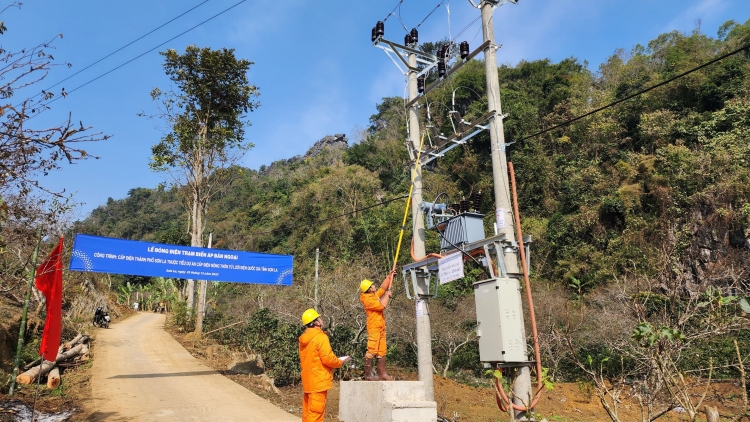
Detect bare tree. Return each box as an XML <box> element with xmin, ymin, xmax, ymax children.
<box><xmin>431</xmin><ymin>297</ymin><xmax>477</xmax><ymax>377</ymax></box>
<box><xmin>0</xmin><ymin>3</ymin><xmax>108</xmax><ymax>303</ymax></box>
<box><xmin>560</xmin><ymin>277</ymin><xmax>748</xmax><ymax>422</ymax></box>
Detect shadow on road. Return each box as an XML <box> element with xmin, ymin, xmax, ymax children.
<box><xmin>88</xmin><ymin>411</ymin><xmax>129</xmax><ymax>421</ymax></box>
<box><xmin>109</xmin><ymin>370</ymin><xmax>217</xmax><ymax>379</ymax></box>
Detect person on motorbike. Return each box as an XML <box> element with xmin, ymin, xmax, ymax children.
<box><xmin>94</xmin><ymin>307</ymin><xmax>104</xmax><ymax>325</ymax></box>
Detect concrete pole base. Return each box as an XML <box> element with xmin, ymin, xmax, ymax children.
<box><xmin>338</xmin><ymin>380</ymin><xmax>437</xmax><ymax>422</ymax></box>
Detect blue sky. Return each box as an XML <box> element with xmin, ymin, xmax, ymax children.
<box><xmin>4</xmin><ymin>0</ymin><xmax>749</xmax><ymax>218</ymax></box>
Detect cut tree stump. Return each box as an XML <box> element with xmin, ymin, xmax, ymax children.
<box><xmin>24</xmin><ymin>344</ymin><xmax>64</xmax><ymax>370</ymax></box>
<box><xmin>16</xmin><ymin>344</ymin><xmax>85</xmax><ymax>384</ymax></box>
<box><xmin>47</xmin><ymin>367</ymin><xmax>61</xmax><ymax>389</ymax></box>
<box><xmin>79</xmin><ymin>344</ymin><xmax>90</xmax><ymax>361</ymax></box>
<box><xmin>17</xmin><ymin>361</ymin><xmax>55</xmax><ymax>384</ymax></box>
<box><xmin>64</xmin><ymin>334</ymin><xmax>83</xmax><ymax>349</ymax></box>
<box><xmin>705</xmin><ymin>406</ymin><xmax>720</xmax><ymax>422</ymax></box>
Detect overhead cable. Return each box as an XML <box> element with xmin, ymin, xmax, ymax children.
<box><xmin>416</xmin><ymin>1</ymin><xmax>446</xmax><ymax>29</ymax></box>
<box><xmin>383</xmin><ymin>0</ymin><xmax>408</xmax><ymax>31</ymax></box>
<box><xmin>248</xmin><ymin>194</ymin><xmax>409</xmax><ymax>237</ymax></box>
<box><xmin>453</xmin><ymin>16</ymin><xmax>480</xmax><ymax>40</ymax></box>
<box><xmin>383</xmin><ymin>0</ymin><xmax>405</xmax><ymax>22</ymax></box>
<box><xmin>515</xmin><ymin>42</ymin><xmax>750</xmax><ymax>143</ymax></box>
<box><xmin>29</xmin><ymin>0</ymin><xmax>248</xmax><ymax>117</ymax></box>
<box><xmin>34</xmin><ymin>0</ymin><xmax>212</xmax><ymax>102</ymax></box>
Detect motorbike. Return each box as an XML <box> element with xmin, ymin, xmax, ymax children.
<box><xmin>93</xmin><ymin>311</ymin><xmax>110</xmax><ymax>329</ymax></box>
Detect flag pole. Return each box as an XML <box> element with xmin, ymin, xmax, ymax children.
<box><xmin>8</xmin><ymin>226</ymin><xmax>43</xmax><ymax>397</ymax></box>
<box><xmin>31</xmin><ymin>356</ymin><xmax>44</xmax><ymax>420</ymax></box>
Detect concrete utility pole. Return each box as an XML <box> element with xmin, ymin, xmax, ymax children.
<box><xmin>314</xmin><ymin>248</ymin><xmax>319</xmax><ymax>311</ymax></box>
<box><xmin>407</xmin><ymin>50</ymin><xmax>434</xmax><ymax>402</ymax></box>
<box><xmin>479</xmin><ymin>0</ymin><xmax>533</xmax><ymax>418</ymax></box>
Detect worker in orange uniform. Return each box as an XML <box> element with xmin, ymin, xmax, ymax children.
<box><xmin>299</xmin><ymin>308</ymin><xmax>350</xmax><ymax>422</ymax></box>
<box><xmin>359</xmin><ymin>269</ymin><xmax>397</xmax><ymax>381</ymax></box>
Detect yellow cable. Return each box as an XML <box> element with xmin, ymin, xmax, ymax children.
<box><xmin>392</xmin><ymin>132</ymin><xmax>427</xmax><ymax>272</ymax></box>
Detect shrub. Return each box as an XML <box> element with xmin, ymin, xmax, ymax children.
<box><xmin>172</xmin><ymin>301</ymin><xmax>194</xmax><ymax>332</ymax></box>
<box><xmin>244</xmin><ymin>308</ymin><xmax>303</xmax><ymax>386</ymax></box>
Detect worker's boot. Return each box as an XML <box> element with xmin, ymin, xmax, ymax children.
<box><xmin>364</xmin><ymin>357</ymin><xmax>378</xmax><ymax>381</ymax></box>
<box><xmin>376</xmin><ymin>356</ymin><xmax>395</xmax><ymax>381</ymax></box>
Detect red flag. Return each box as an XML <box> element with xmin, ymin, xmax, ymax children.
<box><xmin>35</xmin><ymin>237</ymin><xmax>64</xmax><ymax>362</ymax></box>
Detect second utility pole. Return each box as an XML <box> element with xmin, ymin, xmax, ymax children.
<box><xmin>480</xmin><ymin>0</ymin><xmax>533</xmax><ymax>419</ymax></box>
<box><xmin>407</xmin><ymin>49</ymin><xmax>434</xmax><ymax>402</ymax></box>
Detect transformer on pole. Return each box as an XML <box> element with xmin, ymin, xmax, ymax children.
<box><xmin>371</xmin><ymin>2</ymin><xmax>537</xmax><ymax>417</ymax></box>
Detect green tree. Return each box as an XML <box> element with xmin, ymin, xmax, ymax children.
<box><xmin>144</xmin><ymin>45</ymin><xmax>259</xmax><ymax>335</ymax></box>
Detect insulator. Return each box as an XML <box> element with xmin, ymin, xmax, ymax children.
<box><xmin>459</xmin><ymin>198</ymin><xmax>469</xmax><ymax>214</ymax></box>
<box><xmin>410</xmin><ymin>28</ymin><xmax>419</xmax><ymax>44</ymax></box>
<box><xmin>438</xmin><ymin>45</ymin><xmax>448</xmax><ymax>61</ymax></box>
<box><xmin>417</xmin><ymin>76</ymin><xmax>425</xmax><ymax>93</ymax></box>
<box><xmin>438</xmin><ymin>61</ymin><xmax>446</xmax><ymax>78</ymax></box>
<box><xmin>472</xmin><ymin>191</ymin><xmax>483</xmax><ymax>212</ymax></box>
<box><xmin>460</xmin><ymin>41</ymin><xmax>470</xmax><ymax>59</ymax></box>
<box><xmin>404</xmin><ymin>34</ymin><xmax>413</xmax><ymax>45</ymax></box>
<box><xmin>376</xmin><ymin>21</ymin><xmax>384</xmax><ymax>38</ymax></box>
<box><xmin>371</xmin><ymin>27</ymin><xmax>377</xmax><ymax>42</ymax></box>
<box><xmin>450</xmin><ymin>204</ymin><xmax>460</xmax><ymax>215</ymax></box>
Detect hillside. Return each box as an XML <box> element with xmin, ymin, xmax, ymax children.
<box><xmin>62</xmin><ymin>19</ymin><xmax>750</xmax><ymax>419</ymax></box>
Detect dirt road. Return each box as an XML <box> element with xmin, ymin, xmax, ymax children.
<box><xmin>89</xmin><ymin>312</ymin><xmax>300</xmax><ymax>421</ymax></box>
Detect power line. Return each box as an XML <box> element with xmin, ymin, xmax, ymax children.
<box><xmin>416</xmin><ymin>1</ymin><xmax>446</xmax><ymax>29</ymax></box>
<box><xmin>394</xmin><ymin>13</ymin><xmax>410</xmax><ymax>32</ymax></box>
<box><xmin>29</xmin><ymin>0</ymin><xmax>248</xmax><ymax>117</ymax></box>
<box><xmin>453</xmin><ymin>16</ymin><xmax>480</xmax><ymax>40</ymax></box>
<box><xmin>32</xmin><ymin>0</ymin><xmax>212</xmax><ymax>103</ymax></box>
<box><xmin>383</xmin><ymin>0</ymin><xmax>405</xmax><ymax>22</ymax></box>
<box><xmin>515</xmin><ymin>42</ymin><xmax>750</xmax><ymax>143</ymax></box>
<box><xmin>248</xmin><ymin>194</ymin><xmax>409</xmax><ymax>237</ymax></box>
<box><xmin>383</xmin><ymin>0</ymin><xmax>409</xmax><ymax>31</ymax></box>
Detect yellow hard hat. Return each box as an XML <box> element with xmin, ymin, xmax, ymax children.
<box><xmin>301</xmin><ymin>308</ymin><xmax>320</xmax><ymax>326</ymax></box>
<box><xmin>360</xmin><ymin>279</ymin><xmax>374</xmax><ymax>293</ymax></box>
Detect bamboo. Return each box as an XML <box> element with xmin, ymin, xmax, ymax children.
<box><xmin>9</xmin><ymin>226</ymin><xmax>43</xmax><ymax>397</ymax></box>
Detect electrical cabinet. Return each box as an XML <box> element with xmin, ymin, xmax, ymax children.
<box><xmin>473</xmin><ymin>277</ymin><xmax>526</xmax><ymax>363</ymax></box>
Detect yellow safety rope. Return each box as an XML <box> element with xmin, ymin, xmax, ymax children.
<box><xmin>391</xmin><ymin>132</ymin><xmax>427</xmax><ymax>272</ymax></box>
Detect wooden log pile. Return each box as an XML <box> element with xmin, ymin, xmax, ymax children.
<box><xmin>16</xmin><ymin>334</ymin><xmax>90</xmax><ymax>388</ymax></box>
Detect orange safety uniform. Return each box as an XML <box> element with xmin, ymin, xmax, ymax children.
<box><xmin>299</xmin><ymin>326</ymin><xmax>343</xmax><ymax>422</ymax></box>
<box><xmin>360</xmin><ymin>287</ymin><xmax>387</xmax><ymax>358</ymax></box>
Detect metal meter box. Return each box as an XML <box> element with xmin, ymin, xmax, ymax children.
<box><xmin>473</xmin><ymin>277</ymin><xmax>526</xmax><ymax>362</ymax></box>
<box><xmin>439</xmin><ymin>212</ymin><xmax>485</xmax><ymax>251</ymax></box>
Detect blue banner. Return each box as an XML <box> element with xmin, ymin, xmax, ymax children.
<box><xmin>69</xmin><ymin>234</ymin><xmax>293</xmax><ymax>286</ymax></box>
